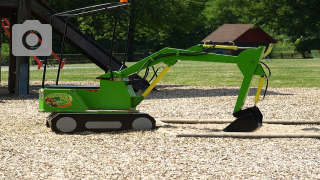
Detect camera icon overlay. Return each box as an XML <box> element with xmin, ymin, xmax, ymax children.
<box><xmin>12</xmin><ymin>20</ymin><xmax>52</xmax><ymax>56</ymax></box>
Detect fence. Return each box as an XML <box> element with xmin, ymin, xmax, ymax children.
<box><xmin>311</xmin><ymin>50</ymin><xmax>320</xmax><ymax>59</ymax></box>
<box><xmin>29</xmin><ymin>53</ymin><xmax>147</xmax><ymax>66</ymax></box>
<box><xmin>269</xmin><ymin>53</ymin><xmax>312</xmax><ymax>59</ymax></box>
<box><xmin>5</xmin><ymin>52</ymin><xmax>316</xmax><ymax>67</ymax></box>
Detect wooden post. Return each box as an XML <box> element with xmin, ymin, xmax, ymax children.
<box><xmin>177</xmin><ymin>132</ymin><xmax>320</xmax><ymax>139</ymax></box>
<box><xmin>0</xmin><ymin>1</ymin><xmax>19</xmax><ymax>6</ymax></box>
<box><xmin>8</xmin><ymin>8</ymin><xmax>17</xmax><ymax>93</ymax></box>
<box><xmin>0</xmin><ymin>24</ymin><xmax>2</xmax><ymax>83</ymax></box>
<box><xmin>15</xmin><ymin>0</ymin><xmax>31</xmax><ymax>95</ymax></box>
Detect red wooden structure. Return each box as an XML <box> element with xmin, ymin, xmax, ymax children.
<box><xmin>202</xmin><ymin>24</ymin><xmax>277</xmax><ymax>56</ymax></box>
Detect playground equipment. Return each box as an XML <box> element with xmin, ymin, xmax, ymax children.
<box><xmin>311</xmin><ymin>50</ymin><xmax>320</xmax><ymax>59</ymax></box>
<box><xmin>32</xmin><ymin>0</ymin><xmax>148</xmax><ymax>91</ymax></box>
<box><xmin>262</xmin><ymin>43</ymin><xmax>274</xmax><ymax>63</ymax></box>
<box><xmin>1</xmin><ymin>18</ymin><xmax>66</xmax><ymax>69</ymax></box>
<box><xmin>0</xmin><ymin>0</ymin><xmax>146</xmax><ymax>94</ymax></box>
<box><xmin>39</xmin><ymin>1</ymin><xmax>271</xmax><ymax>134</ymax></box>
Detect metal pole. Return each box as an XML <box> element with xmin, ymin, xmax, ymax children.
<box><xmin>41</xmin><ymin>2</ymin><xmax>130</xmax><ymax>87</ymax></box>
<box><xmin>41</xmin><ymin>15</ymin><xmax>55</xmax><ymax>88</ymax></box>
<box><xmin>56</xmin><ymin>16</ymin><xmax>70</xmax><ymax>85</ymax></box>
<box><xmin>53</xmin><ymin>2</ymin><xmax>114</xmax><ymax>16</ymax></box>
<box><xmin>118</xmin><ymin>7</ymin><xmax>132</xmax><ymax>70</ymax></box>
<box><xmin>106</xmin><ymin>9</ymin><xmax>117</xmax><ymax>78</ymax></box>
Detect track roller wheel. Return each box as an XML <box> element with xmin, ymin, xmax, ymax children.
<box><xmin>132</xmin><ymin>117</ymin><xmax>154</xmax><ymax>130</ymax></box>
<box><xmin>51</xmin><ymin>116</ymin><xmax>78</xmax><ymax>134</ymax></box>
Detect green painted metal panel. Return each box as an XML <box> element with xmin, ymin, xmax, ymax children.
<box><xmin>75</xmin><ymin>89</ymin><xmax>100</xmax><ymax>109</ymax></box>
<box><xmin>99</xmin><ymin>79</ymin><xmax>133</xmax><ymax>110</ymax></box>
<box><xmin>39</xmin><ymin>88</ymin><xmax>89</xmax><ymax>113</ymax></box>
<box><xmin>233</xmin><ymin>46</ymin><xmax>266</xmax><ymax>112</ymax></box>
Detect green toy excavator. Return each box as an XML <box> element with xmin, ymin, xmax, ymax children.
<box><xmin>39</xmin><ymin>1</ymin><xmax>271</xmax><ymax>134</ymax></box>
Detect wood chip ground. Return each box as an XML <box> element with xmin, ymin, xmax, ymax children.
<box><xmin>0</xmin><ymin>82</ymin><xmax>319</xmax><ymax>179</ymax></box>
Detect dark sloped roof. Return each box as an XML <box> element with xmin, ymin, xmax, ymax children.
<box><xmin>201</xmin><ymin>24</ymin><xmax>276</xmax><ymax>43</ymax></box>
<box><xmin>202</xmin><ymin>24</ymin><xmax>254</xmax><ymax>43</ymax></box>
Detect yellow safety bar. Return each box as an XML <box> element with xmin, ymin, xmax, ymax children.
<box><xmin>141</xmin><ymin>66</ymin><xmax>171</xmax><ymax>98</ymax></box>
<box><xmin>254</xmin><ymin>76</ymin><xmax>265</xmax><ymax>104</ymax></box>
<box><xmin>203</xmin><ymin>44</ymin><xmax>238</xmax><ymax>50</ymax></box>
<box><xmin>263</xmin><ymin>43</ymin><xmax>274</xmax><ymax>58</ymax></box>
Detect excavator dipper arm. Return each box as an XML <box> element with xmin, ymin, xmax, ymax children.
<box><xmin>112</xmin><ymin>44</ymin><xmax>268</xmax><ymax>132</ymax></box>
<box><xmin>110</xmin><ymin>44</ymin><xmax>266</xmax><ymax>111</ymax></box>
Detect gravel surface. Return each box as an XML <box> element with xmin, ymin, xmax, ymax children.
<box><xmin>0</xmin><ymin>82</ymin><xmax>320</xmax><ymax>179</ymax></box>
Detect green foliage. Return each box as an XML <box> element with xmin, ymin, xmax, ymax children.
<box><xmin>272</xmin><ymin>42</ymin><xmax>294</xmax><ymax>53</ymax></box>
<box><xmin>2</xmin><ymin>0</ymin><xmax>319</xmax><ymax>57</ymax></box>
<box><xmin>203</xmin><ymin>0</ymin><xmax>255</xmax><ymax>30</ymax></box>
<box><xmin>203</xmin><ymin>0</ymin><xmax>320</xmax><ymax>54</ymax></box>
<box><xmin>295</xmin><ymin>36</ymin><xmax>320</xmax><ymax>57</ymax></box>
<box><xmin>74</xmin><ymin>0</ymin><xmax>207</xmax><ymax>51</ymax></box>
<box><xmin>45</xmin><ymin>0</ymin><xmax>100</xmax><ymax>54</ymax></box>
<box><xmin>270</xmin><ymin>33</ymin><xmax>295</xmax><ymax>53</ymax></box>
<box><xmin>1</xmin><ymin>28</ymin><xmax>9</xmax><ymax>44</ymax></box>
<box><xmin>248</xmin><ymin>0</ymin><xmax>320</xmax><ymax>42</ymax></box>
<box><xmin>135</xmin><ymin>0</ymin><xmax>208</xmax><ymax>50</ymax></box>
<box><xmin>0</xmin><ymin>43</ymin><xmax>9</xmax><ymax>63</ymax></box>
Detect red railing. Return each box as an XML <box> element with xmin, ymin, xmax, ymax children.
<box><xmin>1</xmin><ymin>18</ymin><xmax>66</xmax><ymax>69</ymax></box>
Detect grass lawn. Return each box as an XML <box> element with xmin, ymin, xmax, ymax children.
<box><xmin>148</xmin><ymin>58</ymin><xmax>320</xmax><ymax>88</ymax></box>
<box><xmin>1</xmin><ymin>59</ymin><xmax>320</xmax><ymax>88</ymax></box>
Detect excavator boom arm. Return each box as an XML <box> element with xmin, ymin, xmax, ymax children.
<box><xmin>107</xmin><ymin>44</ymin><xmax>267</xmax><ymax>113</ymax></box>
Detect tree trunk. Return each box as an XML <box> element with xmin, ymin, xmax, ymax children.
<box><xmin>127</xmin><ymin>25</ymin><xmax>135</xmax><ymax>62</ymax></box>
<box><xmin>127</xmin><ymin>0</ymin><xmax>135</xmax><ymax>62</ymax></box>
<box><xmin>0</xmin><ymin>26</ymin><xmax>2</xmax><ymax>83</ymax></box>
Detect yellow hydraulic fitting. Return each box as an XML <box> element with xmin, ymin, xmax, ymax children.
<box><xmin>255</xmin><ymin>76</ymin><xmax>265</xmax><ymax>104</ymax></box>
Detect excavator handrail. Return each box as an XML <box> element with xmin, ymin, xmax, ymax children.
<box><xmin>52</xmin><ymin>2</ymin><xmax>127</xmax><ymax>17</ymax></box>
<box><xmin>1</xmin><ymin>18</ymin><xmax>65</xmax><ymax>70</ymax></box>
<box><xmin>41</xmin><ymin>1</ymin><xmax>130</xmax><ymax>87</ymax></box>
<box><xmin>70</xmin><ymin>4</ymin><xmax>130</xmax><ymax>17</ymax></box>
<box><xmin>262</xmin><ymin>43</ymin><xmax>274</xmax><ymax>58</ymax></box>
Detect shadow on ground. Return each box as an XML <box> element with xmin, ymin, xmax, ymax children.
<box><xmin>0</xmin><ymin>85</ymin><xmax>41</xmax><ymax>100</ymax></box>
<box><xmin>148</xmin><ymin>84</ymin><xmax>293</xmax><ymax>99</ymax></box>
<box><xmin>0</xmin><ymin>84</ymin><xmax>294</xmax><ymax>101</ymax></box>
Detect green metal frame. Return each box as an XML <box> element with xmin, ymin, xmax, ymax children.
<box><xmin>39</xmin><ymin>44</ymin><xmax>266</xmax><ymax>115</ymax></box>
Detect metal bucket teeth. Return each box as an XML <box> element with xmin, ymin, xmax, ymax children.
<box><xmin>224</xmin><ymin>106</ymin><xmax>263</xmax><ymax>132</ymax></box>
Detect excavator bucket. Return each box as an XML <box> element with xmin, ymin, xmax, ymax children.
<box><xmin>224</xmin><ymin>106</ymin><xmax>263</xmax><ymax>132</ymax></box>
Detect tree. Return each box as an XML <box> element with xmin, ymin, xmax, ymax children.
<box><xmin>0</xmin><ymin>43</ymin><xmax>9</xmax><ymax>63</ymax></box>
<box><xmin>204</xmin><ymin>0</ymin><xmax>320</xmax><ymax>56</ymax></box>
<box><xmin>128</xmin><ymin>0</ymin><xmax>207</xmax><ymax>53</ymax></box>
<box><xmin>45</xmin><ymin>0</ymin><xmax>96</xmax><ymax>54</ymax></box>
<box><xmin>247</xmin><ymin>0</ymin><xmax>320</xmax><ymax>56</ymax></box>
<box><xmin>62</xmin><ymin>0</ymin><xmax>208</xmax><ymax>61</ymax></box>
<box><xmin>203</xmin><ymin>0</ymin><xmax>255</xmax><ymax>31</ymax></box>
